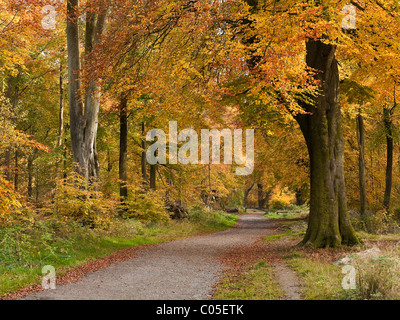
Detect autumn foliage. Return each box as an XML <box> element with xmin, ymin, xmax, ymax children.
<box><xmin>0</xmin><ymin>0</ymin><xmax>398</xmax><ymax>247</ymax></box>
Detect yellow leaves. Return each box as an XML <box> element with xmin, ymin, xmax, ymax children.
<box><xmin>42</xmin><ymin>173</ymin><xmax>116</xmax><ymax>228</ymax></box>
<box><xmin>0</xmin><ymin>47</ymin><xmax>27</xmax><ymax>75</ymax></box>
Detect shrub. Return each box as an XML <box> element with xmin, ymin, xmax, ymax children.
<box><xmin>362</xmin><ymin>210</ymin><xmax>400</xmax><ymax>234</ymax></box>
<box><xmin>119</xmin><ymin>187</ymin><xmax>170</xmax><ymax>222</ymax></box>
<box><xmin>188</xmin><ymin>204</ymin><xmax>237</xmax><ymax>228</ymax></box>
<box><xmin>269</xmin><ymin>198</ymin><xmax>293</xmax><ymax>211</ymax></box>
<box><xmin>41</xmin><ymin>174</ymin><xmax>116</xmax><ymax>229</ymax></box>
<box><xmin>237</xmin><ymin>205</ymin><xmax>246</xmax><ymax>214</ymax></box>
<box><xmin>0</xmin><ymin>174</ymin><xmax>22</xmax><ymax>219</ymax></box>
<box><xmin>0</xmin><ymin>212</ymin><xmax>81</xmax><ymax>269</ymax></box>
<box><xmin>341</xmin><ymin>254</ymin><xmax>400</xmax><ymax>300</ymax></box>
<box><xmin>393</xmin><ymin>206</ymin><xmax>400</xmax><ymax>222</ymax></box>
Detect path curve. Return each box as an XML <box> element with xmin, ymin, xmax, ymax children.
<box><xmin>23</xmin><ymin>212</ymin><xmax>286</xmax><ymax>300</ymax></box>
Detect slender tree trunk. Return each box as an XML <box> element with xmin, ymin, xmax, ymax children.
<box><xmin>264</xmin><ymin>190</ymin><xmax>272</xmax><ymax>212</ymax></box>
<box><xmin>4</xmin><ymin>150</ymin><xmax>10</xmax><ymax>181</ymax></box>
<box><xmin>63</xmin><ymin>137</ymin><xmax>67</xmax><ymax>182</ymax></box>
<box><xmin>257</xmin><ymin>183</ymin><xmax>264</xmax><ymax>209</ymax></box>
<box><xmin>150</xmin><ymin>164</ymin><xmax>156</xmax><ymax>190</ymax></box>
<box><xmin>295</xmin><ymin>186</ymin><xmax>306</xmax><ymax>206</ymax></box>
<box><xmin>35</xmin><ymin>166</ymin><xmax>39</xmax><ymax>202</ymax></box>
<box><xmin>356</xmin><ymin>113</ymin><xmax>367</xmax><ymax>217</ymax></box>
<box><xmin>107</xmin><ymin>149</ymin><xmax>112</xmax><ymax>173</ymax></box>
<box><xmin>14</xmin><ymin>148</ymin><xmax>18</xmax><ymax>191</ymax></box>
<box><xmin>257</xmin><ymin>184</ymin><xmax>273</xmax><ymax>210</ymax></box>
<box><xmin>141</xmin><ymin>122</ymin><xmax>148</xmax><ymax>186</ymax></box>
<box><xmin>4</xmin><ymin>76</ymin><xmax>17</xmax><ymax>182</ymax></box>
<box><xmin>295</xmin><ymin>40</ymin><xmax>359</xmax><ymax>248</ymax></box>
<box><xmin>58</xmin><ymin>64</ymin><xmax>64</xmax><ymax>149</ymax></box>
<box><xmin>383</xmin><ymin>106</ymin><xmax>394</xmax><ymax>211</ymax></box>
<box><xmin>119</xmin><ymin>98</ymin><xmax>128</xmax><ymax>201</ymax></box>
<box><xmin>55</xmin><ymin>63</ymin><xmax>64</xmax><ymax>181</ymax></box>
<box><xmin>243</xmin><ymin>183</ymin><xmax>254</xmax><ymax>208</ymax></box>
<box><xmin>27</xmin><ymin>155</ymin><xmax>33</xmax><ymax>200</ymax></box>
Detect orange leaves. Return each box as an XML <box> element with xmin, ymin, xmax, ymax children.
<box><xmin>0</xmin><ymin>174</ymin><xmax>22</xmax><ymax>217</ymax></box>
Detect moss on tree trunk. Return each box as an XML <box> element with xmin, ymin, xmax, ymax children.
<box><xmin>296</xmin><ymin>40</ymin><xmax>359</xmax><ymax>248</ymax></box>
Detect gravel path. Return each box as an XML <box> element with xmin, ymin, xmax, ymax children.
<box><xmin>22</xmin><ymin>211</ymin><xmax>285</xmax><ymax>300</ymax></box>
<box><xmin>272</xmin><ymin>263</ymin><xmax>302</xmax><ymax>300</ymax></box>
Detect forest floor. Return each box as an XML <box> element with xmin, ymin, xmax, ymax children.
<box><xmin>12</xmin><ymin>210</ymin><xmax>302</xmax><ymax>300</ymax></box>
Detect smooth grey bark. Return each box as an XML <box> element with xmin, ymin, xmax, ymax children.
<box><xmin>66</xmin><ymin>0</ymin><xmax>108</xmax><ymax>181</ymax></box>
<box><xmin>66</xmin><ymin>0</ymin><xmax>83</xmax><ymax>175</ymax></box>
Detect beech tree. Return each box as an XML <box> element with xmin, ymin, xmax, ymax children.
<box><xmin>66</xmin><ymin>0</ymin><xmax>108</xmax><ymax>181</ymax></box>
<box><xmin>235</xmin><ymin>0</ymin><xmax>361</xmax><ymax>247</ymax></box>
<box><xmin>295</xmin><ymin>39</ymin><xmax>359</xmax><ymax>247</ymax></box>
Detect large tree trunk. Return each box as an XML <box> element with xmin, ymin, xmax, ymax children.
<box><xmin>296</xmin><ymin>40</ymin><xmax>359</xmax><ymax>248</ymax></box>
<box><xmin>66</xmin><ymin>0</ymin><xmax>107</xmax><ymax>182</ymax></box>
<box><xmin>119</xmin><ymin>98</ymin><xmax>128</xmax><ymax>201</ymax></box>
<box><xmin>356</xmin><ymin>113</ymin><xmax>367</xmax><ymax>217</ymax></box>
<box><xmin>66</xmin><ymin>0</ymin><xmax>84</xmax><ymax>176</ymax></box>
<box><xmin>242</xmin><ymin>1</ymin><xmax>358</xmax><ymax>247</ymax></box>
<box><xmin>383</xmin><ymin>106</ymin><xmax>394</xmax><ymax>211</ymax></box>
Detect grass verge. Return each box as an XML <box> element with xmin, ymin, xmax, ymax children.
<box><xmin>213</xmin><ymin>260</ymin><xmax>284</xmax><ymax>300</ymax></box>
<box><xmin>267</xmin><ymin>214</ymin><xmax>400</xmax><ymax>300</ymax></box>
